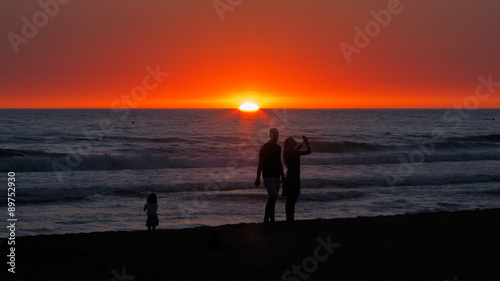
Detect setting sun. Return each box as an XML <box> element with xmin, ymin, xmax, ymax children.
<box><xmin>239</xmin><ymin>102</ymin><xmax>259</xmax><ymax>112</ymax></box>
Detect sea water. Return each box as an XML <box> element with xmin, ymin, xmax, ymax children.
<box><xmin>0</xmin><ymin>109</ymin><xmax>499</xmax><ymax>237</ymax></box>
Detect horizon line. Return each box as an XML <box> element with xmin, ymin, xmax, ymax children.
<box><xmin>1</xmin><ymin>107</ymin><xmax>500</xmax><ymax>110</ymax></box>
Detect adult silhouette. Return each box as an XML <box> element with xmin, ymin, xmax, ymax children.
<box><xmin>282</xmin><ymin>135</ymin><xmax>311</xmax><ymax>222</ymax></box>
<box><xmin>255</xmin><ymin>128</ymin><xmax>284</xmax><ymax>223</ymax></box>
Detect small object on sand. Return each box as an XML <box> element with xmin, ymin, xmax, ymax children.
<box><xmin>492</xmin><ymin>118</ymin><xmax>495</xmax><ymax>121</ymax></box>
<box><xmin>132</xmin><ymin>121</ymin><xmax>135</xmax><ymax>124</ymax></box>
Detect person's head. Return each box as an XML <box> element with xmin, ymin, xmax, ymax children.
<box><xmin>147</xmin><ymin>193</ymin><xmax>157</xmax><ymax>204</ymax></box>
<box><xmin>284</xmin><ymin>137</ymin><xmax>298</xmax><ymax>151</ymax></box>
<box><xmin>283</xmin><ymin>137</ymin><xmax>298</xmax><ymax>153</ymax></box>
<box><xmin>269</xmin><ymin>128</ymin><xmax>279</xmax><ymax>142</ymax></box>
<box><xmin>283</xmin><ymin>137</ymin><xmax>297</xmax><ymax>166</ymax></box>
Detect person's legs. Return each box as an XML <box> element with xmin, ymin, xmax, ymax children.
<box><xmin>270</xmin><ymin>177</ymin><xmax>280</xmax><ymax>221</ymax></box>
<box><xmin>264</xmin><ymin>200</ymin><xmax>270</xmax><ymax>223</ymax></box>
<box><xmin>285</xmin><ymin>198</ymin><xmax>291</xmax><ymax>222</ymax></box>
<box><xmin>147</xmin><ymin>226</ymin><xmax>152</xmax><ymax>231</ymax></box>
<box><xmin>265</xmin><ymin>196</ymin><xmax>277</xmax><ymax>222</ymax></box>
<box><xmin>286</xmin><ymin>194</ymin><xmax>298</xmax><ymax>222</ymax></box>
<box><xmin>264</xmin><ymin>177</ymin><xmax>280</xmax><ymax>223</ymax></box>
<box><xmin>269</xmin><ymin>196</ymin><xmax>277</xmax><ymax>222</ymax></box>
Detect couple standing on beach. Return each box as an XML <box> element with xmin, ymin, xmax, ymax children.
<box><xmin>255</xmin><ymin>128</ymin><xmax>311</xmax><ymax>223</ymax></box>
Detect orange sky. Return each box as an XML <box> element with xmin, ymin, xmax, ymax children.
<box><xmin>1</xmin><ymin>0</ymin><xmax>500</xmax><ymax>108</ymax></box>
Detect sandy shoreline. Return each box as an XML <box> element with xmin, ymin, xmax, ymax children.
<box><xmin>4</xmin><ymin>209</ymin><xmax>500</xmax><ymax>280</ymax></box>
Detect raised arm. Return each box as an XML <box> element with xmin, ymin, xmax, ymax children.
<box><xmin>299</xmin><ymin>136</ymin><xmax>312</xmax><ymax>155</ymax></box>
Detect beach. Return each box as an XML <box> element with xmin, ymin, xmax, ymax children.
<box><xmin>2</xmin><ymin>109</ymin><xmax>500</xmax><ymax>237</ymax></box>
<box><xmin>5</xmin><ymin>208</ymin><xmax>499</xmax><ymax>281</ymax></box>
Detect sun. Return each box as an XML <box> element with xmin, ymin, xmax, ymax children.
<box><xmin>239</xmin><ymin>102</ymin><xmax>259</xmax><ymax>112</ymax></box>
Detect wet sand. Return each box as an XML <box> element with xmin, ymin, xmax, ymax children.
<box><xmin>6</xmin><ymin>209</ymin><xmax>500</xmax><ymax>281</ymax></box>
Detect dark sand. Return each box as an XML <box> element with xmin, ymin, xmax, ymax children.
<box><xmin>4</xmin><ymin>209</ymin><xmax>500</xmax><ymax>281</ymax></box>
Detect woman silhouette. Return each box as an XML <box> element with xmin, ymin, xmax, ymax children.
<box><xmin>282</xmin><ymin>135</ymin><xmax>311</xmax><ymax>222</ymax></box>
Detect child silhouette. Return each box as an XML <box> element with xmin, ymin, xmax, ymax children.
<box><xmin>144</xmin><ymin>193</ymin><xmax>159</xmax><ymax>231</ymax></box>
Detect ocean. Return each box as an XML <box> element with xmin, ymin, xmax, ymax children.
<box><xmin>1</xmin><ymin>109</ymin><xmax>499</xmax><ymax>237</ymax></box>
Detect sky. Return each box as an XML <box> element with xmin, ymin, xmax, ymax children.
<box><xmin>1</xmin><ymin>0</ymin><xmax>500</xmax><ymax>109</ymax></box>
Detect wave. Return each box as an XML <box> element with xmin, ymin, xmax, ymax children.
<box><xmin>1</xmin><ymin>149</ymin><xmax>500</xmax><ymax>172</ymax></box>
<box><xmin>212</xmin><ymin>190</ymin><xmax>365</xmax><ymax>202</ymax></box>
<box><xmin>303</xmin><ymin>134</ymin><xmax>500</xmax><ymax>154</ymax></box>
<box><xmin>382</xmin><ymin>174</ymin><xmax>500</xmax><ymax>187</ymax></box>
<box><xmin>300</xmin><ymin>191</ymin><xmax>365</xmax><ymax>201</ymax></box>
<box><xmin>4</xmin><ymin>173</ymin><xmax>499</xmax><ymax>205</ymax></box>
<box><xmin>7</xmin><ymin>185</ymin><xmax>110</xmax><ymax>204</ymax></box>
<box><xmin>106</xmin><ymin>136</ymin><xmax>187</xmax><ymax>144</ymax></box>
<box><xmin>0</xmin><ymin>148</ymin><xmax>67</xmax><ymax>158</ymax></box>
<box><xmin>0</xmin><ymin>183</ymin><xmax>362</xmax><ymax>205</ymax></box>
<box><xmin>449</xmin><ymin>134</ymin><xmax>500</xmax><ymax>143</ymax></box>
<box><xmin>301</xmin><ymin>173</ymin><xmax>500</xmax><ymax>188</ymax></box>
<box><xmin>0</xmin><ymin>154</ymin><xmax>244</xmax><ymax>172</ymax></box>
<box><xmin>309</xmin><ymin>140</ymin><xmax>393</xmax><ymax>153</ymax></box>
<box><xmin>415</xmin><ymin>134</ymin><xmax>500</xmax><ymax>149</ymax></box>
<box><xmin>305</xmin><ymin>151</ymin><xmax>500</xmax><ymax>166</ymax></box>
<box><xmin>1</xmin><ymin>132</ymin><xmax>499</xmax><ymax>172</ymax></box>
<box><xmin>0</xmin><ymin>184</ymin><xmax>188</xmax><ymax>204</ymax></box>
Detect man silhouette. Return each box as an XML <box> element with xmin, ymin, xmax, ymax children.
<box><xmin>255</xmin><ymin>128</ymin><xmax>284</xmax><ymax>223</ymax></box>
